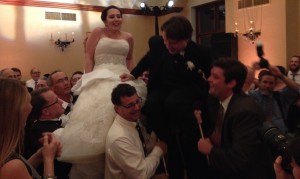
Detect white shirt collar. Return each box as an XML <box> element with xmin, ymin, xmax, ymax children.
<box><xmin>220</xmin><ymin>94</ymin><xmax>233</xmax><ymax>115</ymax></box>
<box><xmin>39</xmin><ymin>118</ymin><xmax>60</xmax><ymax>122</ymax></box>
<box><xmin>115</xmin><ymin>114</ymin><xmax>138</xmax><ymax>128</ymax></box>
<box><xmin>60</xmin><ymin>95</ymin><xmax>73</xmax><ymax>109</ymax></box>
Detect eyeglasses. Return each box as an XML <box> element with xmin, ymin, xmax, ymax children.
<box><xmin>120</xmin><ymin>97</ymin><xmax>142</xmax><ymax>109</ymax></box>
<box><xmin>43</xmin><ymin>98</ymin><xmax>59</xmax><ymax>108</ymax></box>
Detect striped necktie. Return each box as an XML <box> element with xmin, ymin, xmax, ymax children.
<box><xmin>136</xmin><ymin>122</ymin><xmax>147</xmax><ymax>157</ymax></box>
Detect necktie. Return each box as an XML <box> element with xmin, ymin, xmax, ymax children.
<box><xmin>136</xmin><ymin>122</ymin><xmax>147</xmax><ymax>157</ymax></box>
<box><xmin>292</xmin><ymin>74</ymin><xmax>296</xmax><ymax>81</ymax></box>
<box><xmin>210</xmin><ymin>103</ymin><xmax>224</xmax><ymax>147</ymax></box>
<box><xmin>34</xmin><ymin>80</ymin><xmax>38</xmax><ymax>89</ymax></box>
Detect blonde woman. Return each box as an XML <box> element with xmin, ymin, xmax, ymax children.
<box><xmin>0</xmin><ymin>78</ymin><xmax>61</xmax><ymax>179</ymax></box>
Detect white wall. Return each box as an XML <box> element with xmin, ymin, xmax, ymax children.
<box><xmin>1</xmin><ymin>0</ymin><xmax>298</xmax><ymax>80</ymax></box>
<box><xmin>0</xmin><ymin>4</ymin><xmax>155</xmax><ymax>80</ymax></box>
<box><xmin>226</xmin><ymin>0</ymin><xmax>293</xmax><ymax>68</ymax></box>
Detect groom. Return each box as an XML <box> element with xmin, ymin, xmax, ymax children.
<box><xmin>122</xmin><ymin>15</ymin><xmax>212</xmax><ymax>178</ymax></box>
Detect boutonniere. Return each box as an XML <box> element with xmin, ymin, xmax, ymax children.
<box><xmin>186</xmin><ymin>61</ymin><xmax>195</xmax><ymax>71</ymax></box>
<box><xmin>198</xmin><ymin>69</ymin><xmax>207</xmax><ymax>81</ymax></box>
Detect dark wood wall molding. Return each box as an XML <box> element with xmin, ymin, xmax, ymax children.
<box><xmin>0</xmin><ymin>0</ymin><xmax>183</xmax><ymax>15</ymax></box>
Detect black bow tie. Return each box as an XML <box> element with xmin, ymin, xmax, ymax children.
<box><xmin>64</xmin><ymin>105</ymin><xmax>71</xmax><ymax>115</ymax></box>
<box><xmin>56</xmin><ymin>119</ymin><xmax>62</xmax><ymax>126</ymax></box>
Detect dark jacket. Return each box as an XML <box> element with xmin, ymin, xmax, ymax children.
<box><xmin>131</xmin><ymin>35</ymin><xmax>211</xmax><ymax>96</ymax></box>
<box><xmin>206</xmin><ymin>92</ymin><xmax>274</xmax><ymax>179</ymax></box>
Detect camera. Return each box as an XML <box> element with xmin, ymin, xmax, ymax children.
<box><xmin>256</xmin><ymin>42</ymin><xmax>269</xmax><ymax>69</ymax></box>
<box><xmin>260</xmin><ymin>121</ymin><xmax>292</xmax><ymax>173</ymax></box>
<box><xmin>258</xmin><ymin>57</ymin><xmax>269</xmax><ymax>69</ymax></box>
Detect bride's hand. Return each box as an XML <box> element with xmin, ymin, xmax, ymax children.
<box><xmin>120</xmin><ymin>73</ymin><xmax>135</xmax><ymax>82</ymax></box>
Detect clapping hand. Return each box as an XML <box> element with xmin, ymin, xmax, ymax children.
<box><xmin>29</xmin><ymin>133</ymin><xmax>61</xmax><ymax>168</ymax></box>
<box><xmin>39</xmin><ymin>133</ymin><xmax>62</xmax><ymax>160</ymax></box>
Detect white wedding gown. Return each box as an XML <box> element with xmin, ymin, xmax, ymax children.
<box><xmin>58</xmin><ymin>37</ymin><xmax>147</xmax><ymax>179</ymax></box>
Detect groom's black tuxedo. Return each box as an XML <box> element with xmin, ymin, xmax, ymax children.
<box><xmin>131</xmin><ymin>36</ymin><xmax>212</xmax><ymax>179</ymax></box>
<box><xmin>132</xmin><ymin>36</ymin><xmax>211</xmax><ymax>96</ymax></box>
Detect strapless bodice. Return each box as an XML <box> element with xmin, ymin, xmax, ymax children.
<box><xmin>94</xmin><ymin>37</ymin><xmax>129</xmax><ymax>67</ymax></box>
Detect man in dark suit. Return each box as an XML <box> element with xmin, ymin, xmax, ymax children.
<box><xmin>28</xmin><ymin>87</ymin><xmax>72</xmax><ymax>178</ymax></box>
<box><xmin>198</xmin><ymin>59</ymin><xmax>274</xmax><ymax>179</ymax></box>
<box><xmin>122</xmin><ymin>15</ymin><xmax>212</xmax><ymax>178</ymax></box>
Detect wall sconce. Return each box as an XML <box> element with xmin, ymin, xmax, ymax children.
<box><xmin>235</xmin><ymin>21</ymin><xmax>261</xmax><ymax>44</ymax></box>
<box><xmin>234</xmin><ymin>1</ymin><xmax>263</xmax><ymax>44</ymax></box>
<box><xmin>140</xmin><ymin>0</ymin><xmax>174</xmax><ymax>35</ymax></box>
<box><xmin>50</xmin><ymin>32</ymin><xmax>75</xmax><ymax>51</ymax></box>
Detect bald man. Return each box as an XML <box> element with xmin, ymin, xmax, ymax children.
<box><xmin>0</xmin><ymin>68</ymin><xmax>16</xmax><ymax>79</ymax></box>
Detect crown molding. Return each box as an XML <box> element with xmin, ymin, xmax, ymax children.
<box><xmin>0</xmin><ymin>0</ymin><xmax>183</xmax><ymax>15</ymax></box>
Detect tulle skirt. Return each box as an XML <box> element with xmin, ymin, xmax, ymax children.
<box><xmin>58</xmin><ymin>66</ymin><xmax>147</xmax><ymax>163</ymax></box>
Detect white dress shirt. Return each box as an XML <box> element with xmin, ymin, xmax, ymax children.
<box><xmin>287</xmin><ymin>69</ymin><xmax>300</xmax><ymax>85</ymax></box>
<box><xmin>220</xmin><ymin>94</ymin><xmax>233</xmax><ymax>116</ymax></box>
<box><xmin>26</xmin><ymin>78</ymin><xmax>36</xmax><ymax>90</ymax></box>
<box><xmin>105</xmin><ymin>115</ymin><xmax>163</xmax><ymax>179</ymax></box>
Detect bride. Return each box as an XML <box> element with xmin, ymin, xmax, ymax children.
<box><xmin>58</xmin><ymin>5</ymin><xmax>146</xmax><ymax>179</ymax></box>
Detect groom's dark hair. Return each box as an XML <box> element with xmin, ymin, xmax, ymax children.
<box><xmin>161</xmin><ymin>15</ymin><xmax>193</xmax><ymax>40</ymax></box>
<box><xmin>111</xmin><ymin>83</ymin><xmax>137</xmax><ymax>105</ymax></box>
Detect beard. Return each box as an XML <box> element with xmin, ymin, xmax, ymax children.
<box><xmin>290</xmin><ymin>66</ymin><xmax>300</xmax><ymax>73</ymax></box>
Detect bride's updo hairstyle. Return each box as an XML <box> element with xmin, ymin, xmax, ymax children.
<box><xmin>101</xmin><ymin>5</ymin><xmax>123</xmax><ymax>22</ymax></box>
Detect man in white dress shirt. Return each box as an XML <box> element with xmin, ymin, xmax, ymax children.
<box><xmin>286</xmin><ymin>56</ymin><xmax>300</xmax><ymax>133</ymax></box>
<box><xmin>105</xmin><ymin>83</ymin><xmax>167</xmax><ymax>179</ymax></box>
<box><xmin>26</xmin><ymin>67</ymin><xmax>41</xmax><ymax>90</ymax></box>
<box><xmin>287</xmin><ymin>56</ymin><xmax>300</xmax><ymax>85</ymax></box>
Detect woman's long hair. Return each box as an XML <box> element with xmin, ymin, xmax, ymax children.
<box><xmin>0</xmin><ymin>78</ymin><xmax>28</xmax><ymax>167</ymax></box>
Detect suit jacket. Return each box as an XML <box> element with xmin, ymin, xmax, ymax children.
<box><xmin>131</xmin><ymin>35</ymin><xmax>163</xmax><ymax>75</ymax></box>
<box><xmin>206</xmin><ymin>92</ymin><xmax>274</xmax><ymax>179</ymax></box>
<box><xmin>132</xmin><ymin>36</ymin><xmax>211</xmax><ymax>96</ymax></box>
<box><xmin>29</xmin><ymin>120</ymin><xmax>72</xmax><ymax>179</ymax></box>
